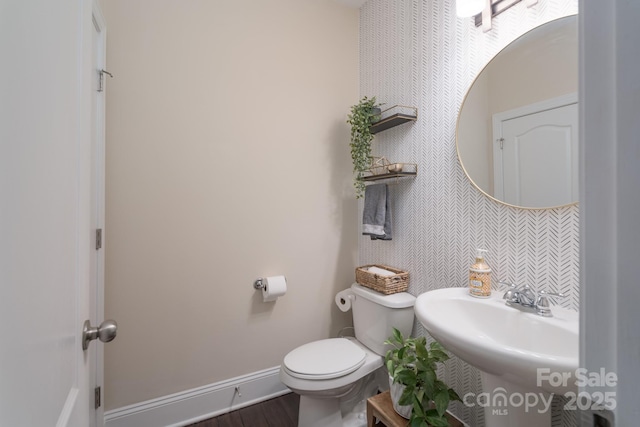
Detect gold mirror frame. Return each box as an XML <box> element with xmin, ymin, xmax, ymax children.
<box><xmin>456</xmin><ymin>15</ymin><xmax>578</xmax><ymax>210</ymax></box>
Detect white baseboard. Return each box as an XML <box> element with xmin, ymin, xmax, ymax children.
<box><xmin>104</xmin><ymin>366</ymin><xmax>290</xmax><ymax>427</ymax></box>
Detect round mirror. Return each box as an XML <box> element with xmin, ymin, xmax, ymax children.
<box><xmin>456</xmin><ymin>15</ymin><xmax>578</xmax><ymax>209</ymax></box>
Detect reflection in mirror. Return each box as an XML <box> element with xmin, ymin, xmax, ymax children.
<box><xmin>456</xmin><ymin>15</ymin><xmax>578</xmax><ymax>209</ymax></box>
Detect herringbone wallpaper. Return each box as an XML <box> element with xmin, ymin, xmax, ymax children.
<box><xmin>358</xmin><ymin>0</ymin><xmax>579</xmax><ymax>425</ymax></box>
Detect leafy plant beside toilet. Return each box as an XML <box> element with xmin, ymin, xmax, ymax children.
<box><xmin>347</xmin><ymin>96</ymin><xmax>381</xmax><ymax>198</ymax></box>
<box><xmin>385</xmin><ymin>328</ymin><xmax>461</xmax><ymax>427</ymax></box>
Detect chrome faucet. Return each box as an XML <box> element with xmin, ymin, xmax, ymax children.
<box><xmin>498</xmin><ymin>281</ymin><xmax>566</xmax><ymax>317</ymax></box>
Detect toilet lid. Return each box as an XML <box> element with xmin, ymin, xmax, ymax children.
<box><xmin>283</xmin><ymin>338</ymin><xmax>366</xmax><ymax>380</ymax></box>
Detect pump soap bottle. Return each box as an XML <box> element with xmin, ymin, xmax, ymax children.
<box><xmin>469</xmin><ymin>248</ymin><xmax>492</xmax><ymax>298</ymax></box>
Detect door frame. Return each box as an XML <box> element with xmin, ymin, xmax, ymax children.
<box><xmin>91</xmin><ymin>2</ymin><xmax>107</xmax><ymax>426</ymax></box>
<box><xmin>580</xmin><ymin>0</ymin><xmax>640</xmax><ymax>424</ymax></box>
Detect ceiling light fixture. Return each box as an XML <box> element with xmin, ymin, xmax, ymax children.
<box><xmin>456</xmin><ymin>0</ymin><xmax>485</xmax><ymax>18</ymax></box>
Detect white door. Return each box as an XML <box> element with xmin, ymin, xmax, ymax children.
<box><xmin>493</xmin><ymin>94</ymin><xmax>579</xmax><ymax>207</ymax></box>
<box><xmin>0</xmin><ymin>1</ymin><xmax>105</xmax><ymax>425</ymax></box>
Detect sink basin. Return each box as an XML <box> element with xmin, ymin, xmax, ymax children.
<box><xmin>415</xmin><ymin>287</ymin><xmax>578</xmax><ymax>395</ymax></box>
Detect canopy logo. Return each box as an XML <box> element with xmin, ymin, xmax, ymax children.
<box><xmin>462</xmin><ymin>368</ymin><xmax>618</xmax><ymax>415</ymax></box>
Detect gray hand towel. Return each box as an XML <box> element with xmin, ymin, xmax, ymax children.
<box><xmin>362</xmin><ymin>184</ymin><xmax>392</xmax><ymax>240</ymax></box>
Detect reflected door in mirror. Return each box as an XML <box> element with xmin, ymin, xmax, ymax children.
<box><xmin>493</xmin><ymin>98</ymin><xmax>578</xmax><ymax>207</ymax></box>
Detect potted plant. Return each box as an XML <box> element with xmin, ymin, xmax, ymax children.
<box><xmin>385</xmin><ymin>328</ymin><xmax>461</xmax><ymax>427</ymax></box>
<box><xmin>347</xmin><ymin>96</ymin><xmax>381</xmax><ymax>198</ymax></box>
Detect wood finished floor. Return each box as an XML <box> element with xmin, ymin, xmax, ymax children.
<box><xmin>187</xmin><ymin>391</ymin><xmax>460</xmax><ymax>427</ymax></box>
<box><xmin>187</xmin><ymin>393</ymin><xmax>299</xmax><ymax>427</ymax></box>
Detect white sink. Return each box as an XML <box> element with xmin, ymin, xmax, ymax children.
<box><xmin>415</xmin><ymin>287</ymin><xmax>579</xmax><ymax>395</ymax></box>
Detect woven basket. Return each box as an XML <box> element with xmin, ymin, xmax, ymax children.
<box><xmin>355</xmin><ymin>265</ymin><xmax>409</xmax><ymax>295</ymax></box>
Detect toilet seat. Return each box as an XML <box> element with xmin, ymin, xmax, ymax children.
<box><xmin>283</xmin><ymin>338</ymin><xmax>366</xmax><ymax>380</ymax></box>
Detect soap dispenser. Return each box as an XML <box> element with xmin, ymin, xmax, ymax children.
<box><xmin>469</xmin><ymin>248</ymin><xmax>492</xmax><ymax>298</ymax></box>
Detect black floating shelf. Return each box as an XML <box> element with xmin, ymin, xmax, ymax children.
<box><xmin>370</xmin><ymin>113</ymin><xmax>417</xmax><ymax>134</ymax></box>
<box><xmin>362</xmin><ymin>171</ymin><xmax>417</xmax><ymax>182</ymax></box>
<box><xmin>369</xmin><ymin>105</ymin><xmax>418</xmax><ymax>134</ymax></box>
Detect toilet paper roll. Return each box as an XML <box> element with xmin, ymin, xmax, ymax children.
<box><xmin>335</xmin><ymin>289</ymin><xmax>355</xmax><ymax>312</ymax></box>
<box><xmin>262</xmin><ymin>275</ymin><xmax>287</xmax><ymax>302</ymax></box>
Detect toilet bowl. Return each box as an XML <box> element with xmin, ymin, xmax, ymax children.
<box><xmin>279</xmin><ymin>283</ymin><xmax>416</xmax><ymax>427</ymax></box>
<box><xmin>280</xmin><ymin>337</ymin><xmax>382</xmax><ymax>397</ymax></box>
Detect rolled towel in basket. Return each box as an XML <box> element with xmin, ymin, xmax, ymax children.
<box><xmin>367</xmin><ymin>266</ymin><xmax>396</xmax><ymax>277</ymax></box>
<box><xmin>362</xmin><ymin>184</ymin><xmax>392</xmax><ymax>240</ymax></box>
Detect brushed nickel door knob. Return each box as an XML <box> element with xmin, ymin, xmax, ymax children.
<box><xmin>82</xmin><ymin>319</ymin><xmax>117</xmax><ymax>350</ymax></box>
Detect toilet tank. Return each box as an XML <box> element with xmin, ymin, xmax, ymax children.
<box><xmin>350</xmin><ymin>283</ymin><xmax>416</xmax><ymax>356</ymax></box>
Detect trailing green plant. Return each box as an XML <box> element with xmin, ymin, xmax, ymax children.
<box><xmin>346</xmin><ymin>96</ymin><xmax>381</xmax><ymax>198</ymax></box>
<box><xmin>385</xmin><ymin>328</ymin><xmax>462</xmax><ymax>427</ymax></box>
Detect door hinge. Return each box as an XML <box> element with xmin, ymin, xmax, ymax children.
<box><xmin>497</xmin><ymin>137</ymin><xmax>505</xmax><ymax>149</ymax></box>
<box><xmin>96</xmin><ymin>229</ymin><xmax>102</xmax><ymax>250</ymax></box>
<box><xmin>95</xmin><ymin>386</ymin><xmax>101</xmax><ymax>409</ymax></box>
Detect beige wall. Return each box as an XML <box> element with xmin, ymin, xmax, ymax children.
<box><xmin>102</xmin><ymin>0</ymin><xmax>359</xmax><ymax>410</ymax></box>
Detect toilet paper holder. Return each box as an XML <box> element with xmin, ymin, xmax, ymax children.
<box><xmin>253</xmin><ymin>278</ymin><xmax>266</xmax><ymax>290</ymax></box>
<box><xmin>254</xmin><ymin>276</ymin><xmax>288</xmax><ymax>302</ymax></box>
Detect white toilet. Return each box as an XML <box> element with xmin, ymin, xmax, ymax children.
<box><xmin>279</xmin><ymin>283</ymin><xmax>416</xmax><ymax>427</ymax></box>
